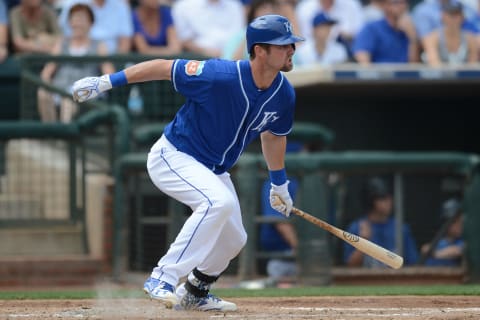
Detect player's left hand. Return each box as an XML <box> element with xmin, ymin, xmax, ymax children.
<box><xmin>269</xmin><ymin>181</ymin><xmax>293</xmax><ymax>217</ymax></box>
<box><xmin>72</xmin><ymin>75</ymin><xmax>112</xmax><ymax>103</ymax></box>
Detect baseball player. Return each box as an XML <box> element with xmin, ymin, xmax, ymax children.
<box><xmin>71</xmin><ymin>14</ymin><xmax>304</xmax><ymax>312</ymax></box>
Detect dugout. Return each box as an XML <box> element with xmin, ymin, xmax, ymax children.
<box><xmin>287</xmin><ymin>64</ymin><xmax>480</xmax><ymax>154</ymax></box>
<box><xmin>235</xmin><ymin>151</ymin><xmax>479</xmax><ymax>284</ymax></box>
<box><xmin>91</xmin><ymin>62</ymin><xmax>480</xmax><ymax>282</ymax></box>
<box><xmin>280</xmin><ymin>64</ymin><xmax>480</xmax><ymax>283</ymax></box>
<box><xmin>10</xmin><ymin>56</ymin><xmax>480</xmax><ymax>284</ymax></box>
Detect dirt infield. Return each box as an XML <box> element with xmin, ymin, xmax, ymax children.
<box><xmin>1</xmin><ymin>296</ymin><xmax>479</xmax><ymax>319</ymax></box>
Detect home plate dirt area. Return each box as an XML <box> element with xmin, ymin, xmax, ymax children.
<box><xmin>1</xmin><ymin>296</ymin><xmax>480</xmax><ymax>319</ymax></box>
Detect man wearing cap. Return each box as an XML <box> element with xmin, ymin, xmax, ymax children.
<box><xmin>421</xmin><ymin>198</ymin><xmax>465</xmax><ymax>267</ymax></box>
<box><xmin>296</xmin><ymin>12</ymin><xmax>348</xmax><ymax>65</ymax></box>
<box><xmin>296</xmin><ymin>0</ymin><xmax>365</xmax><ymax>49</ymax></box>
<box><xmin>71</xmin><ymin>14</ymin><xmax>304</xmax><ymax>311</ymax></box>
<box><xmin>344</xmin><ymin>177</ymin><xmax>419</xmax><ymax>268</ymax></box>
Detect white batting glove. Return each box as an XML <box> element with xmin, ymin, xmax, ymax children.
<box><xmin>72</xmin><ymin>75</ymin><xmax>112</xmax><ymax>103</ymax></box>
<box><xmin>269</xmin><ymin>181</ymin><xmax>293</xmax><ymax>217</ymax></box>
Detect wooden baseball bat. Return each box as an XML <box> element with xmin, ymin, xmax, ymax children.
<box><xmin>273</xmin><ymin>196</ymin><xmax>404</xmax><ymax>269</ymax></box>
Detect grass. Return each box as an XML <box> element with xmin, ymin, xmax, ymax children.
<box><xmin>1</xmin><ymin>285</ymin><xmax>479</xmax><ymax>300</ymax></box>
<box><xmin>214</xmin><ymin>284</ymin><xmax>480</xmax><ymax>297</ymax></box>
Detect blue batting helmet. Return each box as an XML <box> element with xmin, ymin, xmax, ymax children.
<box><xmin>246</xmin><ymin>14</ymin><xmax>304</xmax><ymax>54</ymax></box>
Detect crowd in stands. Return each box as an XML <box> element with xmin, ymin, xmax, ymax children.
<box><xmin>0</xmin><ymin>0</ymin><xmax>479</xmax><ymax>67</ymax></box>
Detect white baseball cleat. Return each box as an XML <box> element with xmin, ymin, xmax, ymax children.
<box><xmin>174</xmin><ymin>283</ymin><xmax>237</xmax><ymax>312</ymax></box>
<box><xmin>143</xmin><ymin>277</ymin><xmax>177</xmax><ymax>308</ymax></box>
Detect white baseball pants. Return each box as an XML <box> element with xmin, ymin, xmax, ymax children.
<box><xmin>146</xmin><ymin>135</ymin><xmax>248</xmax><ymax>286</ymax></box>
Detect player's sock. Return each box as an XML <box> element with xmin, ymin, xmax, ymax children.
<box><xmin>176</xmin><ymin>268</ymin><xmax>237</xmax><ymax>311</ymax></box>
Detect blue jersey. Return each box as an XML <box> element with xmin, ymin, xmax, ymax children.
<box><xmin>164</xmin><ymin>59</ymin><xmax>296</xmax><ymax>174</ymax></box>
<box><xmin>425</xmin><ymin>238</ymin><xmax>464</xmax><ymax>267</ymax></box>
<box><xmin>353</xmin><ymin>19</ymin><xmax>409</xmax><ymax>63</ymax></box>
<box><xmin>343</xmin><ymin>216</ymin><xmax>419</xmax><ymax>267</ymax></box>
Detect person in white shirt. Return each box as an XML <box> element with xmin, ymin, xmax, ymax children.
<box><xmin>296</xmin><ymin>12</ymin><xmax>348</xmax><ymax>65</ymax></box>
<box><xmin>296</xmin><ymin>0</ymin><xmax>365</xmax><ymax>45</ymax></box>
<box><xmin>172</xmin><ymin>0</ymin><xmax>246</xmax><ymax>57</ymax></box>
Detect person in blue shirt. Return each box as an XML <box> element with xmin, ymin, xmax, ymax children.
<box><xmin>344</xmin><ymin>177</ymin><xmax>419</xmax><ymax>268</ymax></box>
<box><xmin>71</xmin><ymin>14</ymin><xmax>303</xmax><ymax>312</ymax></box>
<box><xmin>260</xmin><ymin>178</ymin><xmax>298</xmax><ymax>282</ymax></box>
<box><xmin>422</xmin><ymin>198</ymin><xmax>465</xmax><ymax>267</ymax></box>
<box><xmin>131</xmin><ymin>0</ymin><xmax>181</xmax><ymax>56</ymax></box>
<box><xmin>259</xmin><ymin>142</ymin><xmax>303</xmax><ymax>284</ymax></box>
<box><xmin>353</xmin><ymin>0</ymin><xmax>419</xmax><ymax>64</ymax></box>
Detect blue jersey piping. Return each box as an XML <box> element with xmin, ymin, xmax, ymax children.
<box><xmin>218</xmin><ymin>60</ymin><xmax>250</xmax><ymax>166</ymax></box>
<box><xmin>172</xmin><ymin>59</ymin><xmax>179</xmax><ymax>92</ymax></box>
<box><xmin>232</xmin><ymin>73</ymin><xmax>285</xmax><ymax>165</ymax></box>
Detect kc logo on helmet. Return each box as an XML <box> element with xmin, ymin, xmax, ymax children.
<box><xmin>284</xmin><ymin>22</ymin><xmax>292</xmax><ymax>33</ymax></box>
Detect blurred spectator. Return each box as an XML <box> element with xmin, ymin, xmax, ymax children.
<box><xmin>421</xmin><ymin>198</ymin><xmax>465</xmax><ymax>267</ymax></box>
<box><xmin>422</xmin><ymin>0</ymin><xmax>477</xmax><ymax>65</ymax></box>
<box><xmin>412</xmin><ymin>0</ymin><xmax>478</xmax><ymax>50</ymax></box>
<box><xmin>172</xmin><ymin>0</ymin><xmax>245</xmax><ymax>58</ymax></box>
<box><xmin>222</xmin><ymin>0</ymin><xmax>278</xmax><ymax>60</ymax></box>
<box><xmin>0</xmin><ymin>0</ymin><xmax>8</xmax><ymax>62</ymax></box>
<box><xmin>59</xmin><ymin>0</ymin><xmax>133</xmax><ymax>54</ymax></box>
<box><xmin>9</xmin><ymin>0</ymin><xmax>61</xmax><ymax>54</ymax></box>
<box><xmin>296</xmin><ymin>12</ymin><xmax>348</xmax><ymax>65</ymax></box>
<box><xmin>363</xmin><ymin>0</ymin><xmax>385</xmax><ymax>23</ymax></box>
<box><xmin>131</xmin><ymin>0</ymin><xmax>181</xmax><ymax>56</ymax></box>
<box><xmin>259</xmin><ymin>178</ymin><xmax>299</xmax><ymax>284</ymax></box>
<box><xmin>353</xmin><ymin>0</ymin><xmax>418</xmax><ymax>64</ymax></box>
<box><xmin>296</xmin><ymin>0</ymin><xmax>365</xmax><ymax>52</ymax></box>
<box><xmin>37</xmin><ymin>3</ymin><xmax>114</xmax><ymax>122</ymax></box>
<box><xmin>46</xmin><ymin>0</ymin><xmax>69</xmax><ymax>14</ymax></box>
<box><xmin>259</xmin><ymin>142</ymin><xmax>304</xmax><ymax>285</ymax></box>
<box><xmin>343</xmin><ymin>177</ymin><xmax>419</xmax><ymax>268</ymax></box>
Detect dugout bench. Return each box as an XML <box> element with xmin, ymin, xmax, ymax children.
<box><xmin>235</xmin><ymin>151</ymin><xmax>480</xmax><ymax>284</ymax></box>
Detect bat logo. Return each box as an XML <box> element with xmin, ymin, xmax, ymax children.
<box><xmin>343</xmin><ymin>231</ymin><xmax>359</xmax><ymax>243</ymax></box>
<box><xmin>386</xmin><ymin>251</ymin><xmax>398</xmax><ymax>259</ymax></box>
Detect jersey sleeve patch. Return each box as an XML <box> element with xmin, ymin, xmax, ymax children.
<box><xmin>185</xmin><ymin>60</ymin><xmax>206</xmax><ymax>76</ymax></box>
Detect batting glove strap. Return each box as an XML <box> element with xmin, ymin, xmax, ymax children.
<box><xmin>269</xmin><ymin>180</ymin><xmax>293</xmax><ymax>217</ymax></box>
<box><xmin>72</xmin><ymin>74</ymin><xmax>112</xmax><ymax>103</ymax></box>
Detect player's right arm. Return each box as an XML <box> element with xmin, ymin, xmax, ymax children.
<box><xmin>72</xmin><ymin>59</ymin><xmax>174</xmax><ymax>102</ymax></box>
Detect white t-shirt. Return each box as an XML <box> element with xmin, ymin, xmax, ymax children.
<box><xmin>296</xmin><ymin>0</ymin><xmax>365</xmax><ymax>43</ymax></box>
<box><xmin>296</xmin><ymin>37</ymin><xmax>348</xmax><ymax>66</ymax></box>
<box><xmin>172</xmin><ymin>0</ymin><xmax>245</xmax><ymax>51</ymax></box>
